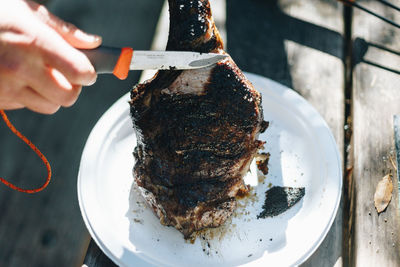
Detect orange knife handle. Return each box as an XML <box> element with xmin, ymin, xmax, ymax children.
<box><xmin>79</xmin><ymin>46</ymin><xmax>133</xmax><ymax>80</ymax></box>
<box><xmin>112</xmin><ymin>47</ymin><xmax>133</xmax><ymax>80</ymax></box>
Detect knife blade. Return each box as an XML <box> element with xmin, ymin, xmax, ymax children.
<box><xmin>79</xmin><ymin>46</ymin><xmax>228</xmax><ymax>80</ymax></box>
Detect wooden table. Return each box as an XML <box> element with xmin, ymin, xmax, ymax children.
<box><xmin>82</xmin><ymin>0</ymin><xmax>400</xmax><ymax>266</ymax></box>
<box><xmin>1</xmin><ymin>0</ymin><xmax>398</xmax><ymax>266</ymax></box>
<box><xmin>0</xmin><ymin>0</ymin><xmax>164</xmax><ymax>266</ymax></box>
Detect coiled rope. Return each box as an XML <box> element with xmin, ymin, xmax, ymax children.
<box><xmin>0</xmin><ymin>110</ymin><xmax>51</xmax><ymax>193</ymax></box>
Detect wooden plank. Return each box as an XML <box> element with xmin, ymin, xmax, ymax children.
<box><xmin>351</xmin><ymin>1</ymin><xmax>400</xmax><ymax>266</ymax></box>
<box><xmin>226</xmin><ymin>1</ymin><xmax>344</xmax><ymax>266</ymax></box>
<box><xmin>0</xmin><ymin>1</ymin><xmax>164</xmax><ymax>266</ymax></box>
<box><xmin>83</xmin><ymin>240</ymin><xmax>116</xmax><ymax>267</ymax></box>
<box><xmin>394</xmin><ymin>115</ymin><xmax>400</xmax><ymax>209</ymax></box>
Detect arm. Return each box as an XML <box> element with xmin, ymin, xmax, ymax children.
<box><xmin>0</xmin><ymin>0</ymin><xmax>102</xmax><ymax>114</ymax></box>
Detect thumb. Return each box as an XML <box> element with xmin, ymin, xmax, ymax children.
<box><xmin>28</xmin><ymin>1</ymin><xmax>102</xmax><ymax>49</ymax></box>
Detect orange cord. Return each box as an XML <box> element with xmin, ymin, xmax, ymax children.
<box><xmin>0</xmin><ymin>110</ymin><xmax>51</xmax><ymax>193</ymax></box>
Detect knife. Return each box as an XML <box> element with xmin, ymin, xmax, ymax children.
<box><xmin>79</xmin><ymin>46</ymin><xmax>228</xmax><ymax>80</ymax></box>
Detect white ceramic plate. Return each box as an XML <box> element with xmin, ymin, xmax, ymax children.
<box><xmin>78</xmin><ymin>72</ymin><xmax>342</xmax><ymax>267</ymax></box>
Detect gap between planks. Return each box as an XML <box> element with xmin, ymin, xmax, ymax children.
<box><xmin>347</xmin><ymin>1</ymin><xmax>400</xmax><ymax>266</ymax></box>
<box><xmin>342</xmin><ymin>4</ymin><xmax>354</xmax><ymax>267</ymax></box>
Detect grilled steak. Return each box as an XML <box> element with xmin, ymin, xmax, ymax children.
<box><xmin>129</xmin><ymin>0</ymin><xmax>266</xmax><ymax>238</ymax></box>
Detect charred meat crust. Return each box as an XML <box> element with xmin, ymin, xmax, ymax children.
<box><xmin>131</xmin><ymin>60</ymin><xmax>263</xmax><ymax>186</ymax></box>
<box><xmin>129</xmin><ymin>0</ymin><xmax>266</xmax><ymax>238</ymax></box>
<box><xmin>137</xmin><ymin>179</ymin><xmax>237</xmax><ymax>238</ymax></box>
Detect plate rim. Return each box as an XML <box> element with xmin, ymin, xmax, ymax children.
<box><xmin>77</xmin><ymin>72</ymin><xmax>342</xmax><ymax>267</ymax></box>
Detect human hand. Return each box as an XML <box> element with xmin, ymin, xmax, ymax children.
<box><xmin>0</xmin><ymin>0</ymin><xmax>102</xmax><ymax>114</ymax></box>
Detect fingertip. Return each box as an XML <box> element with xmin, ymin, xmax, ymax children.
<box><xmin>63</xmin><ymin>51</ymin><xmax>97</xmax><ymax>85</ymax></box>
<box><xmin>86</xmin><ymin>73</ymin><xmax>97</xmax><ymax>86</ymax></box>
<box><xmin>74</xmin><ymin>85</ymin><xmax>83</xmax><ymax>93</ymax></box>
<box><xmin>76</xmin><ymin>59</ymin><xmax>97</xmax><ymax>85</ymax></box>
<box><xmin>37</xmin><ymin>27</ymin><xmax>98</xmax><ymax>85</ymax></box>
<box><xmin>68</xmin><ymin>30</ymin><xmax>102</xmax><ymax>49</ymax></box>
<box><xmin>36</xmin><ymin>4</ymin><xmax>103</xmax><ymax>49</ymax></box>
<box><xmin>50</xmin><ymin>68</ymin><xmax>73</xmax><ymax>90</ymax></box>
<box><xmin>42</xmin><ymin>105</ymin><xmax>60</xmax><ymax>115</ymax></box>
<box><xmin>62</xmin><ymin>85</ymin><xmax>82</xmax><ymax>107</ymax></box>
<box><xmin>74</xmin><ymin>29</ymin><xmax>102</xmax><ymax>43</ymax></box>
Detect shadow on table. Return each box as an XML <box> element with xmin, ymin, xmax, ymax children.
<box><xmin>225</xmin><ymin>0</ymin><xmax>400</xmax><ymax>89</ymax></box>
<box><xmin>226</xmin><ymin>0</ymin><xmax>344</xmax><ymax>90</ymax></box>
<box><xmin>226</xmin><ymin>1</ymin><xmax>344</xmax><ymax>266</ymax></box>
<box><xmin>353</xmin><ymin>37</ymin><xmax>400</xmax><ymax>75</ymax></box>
